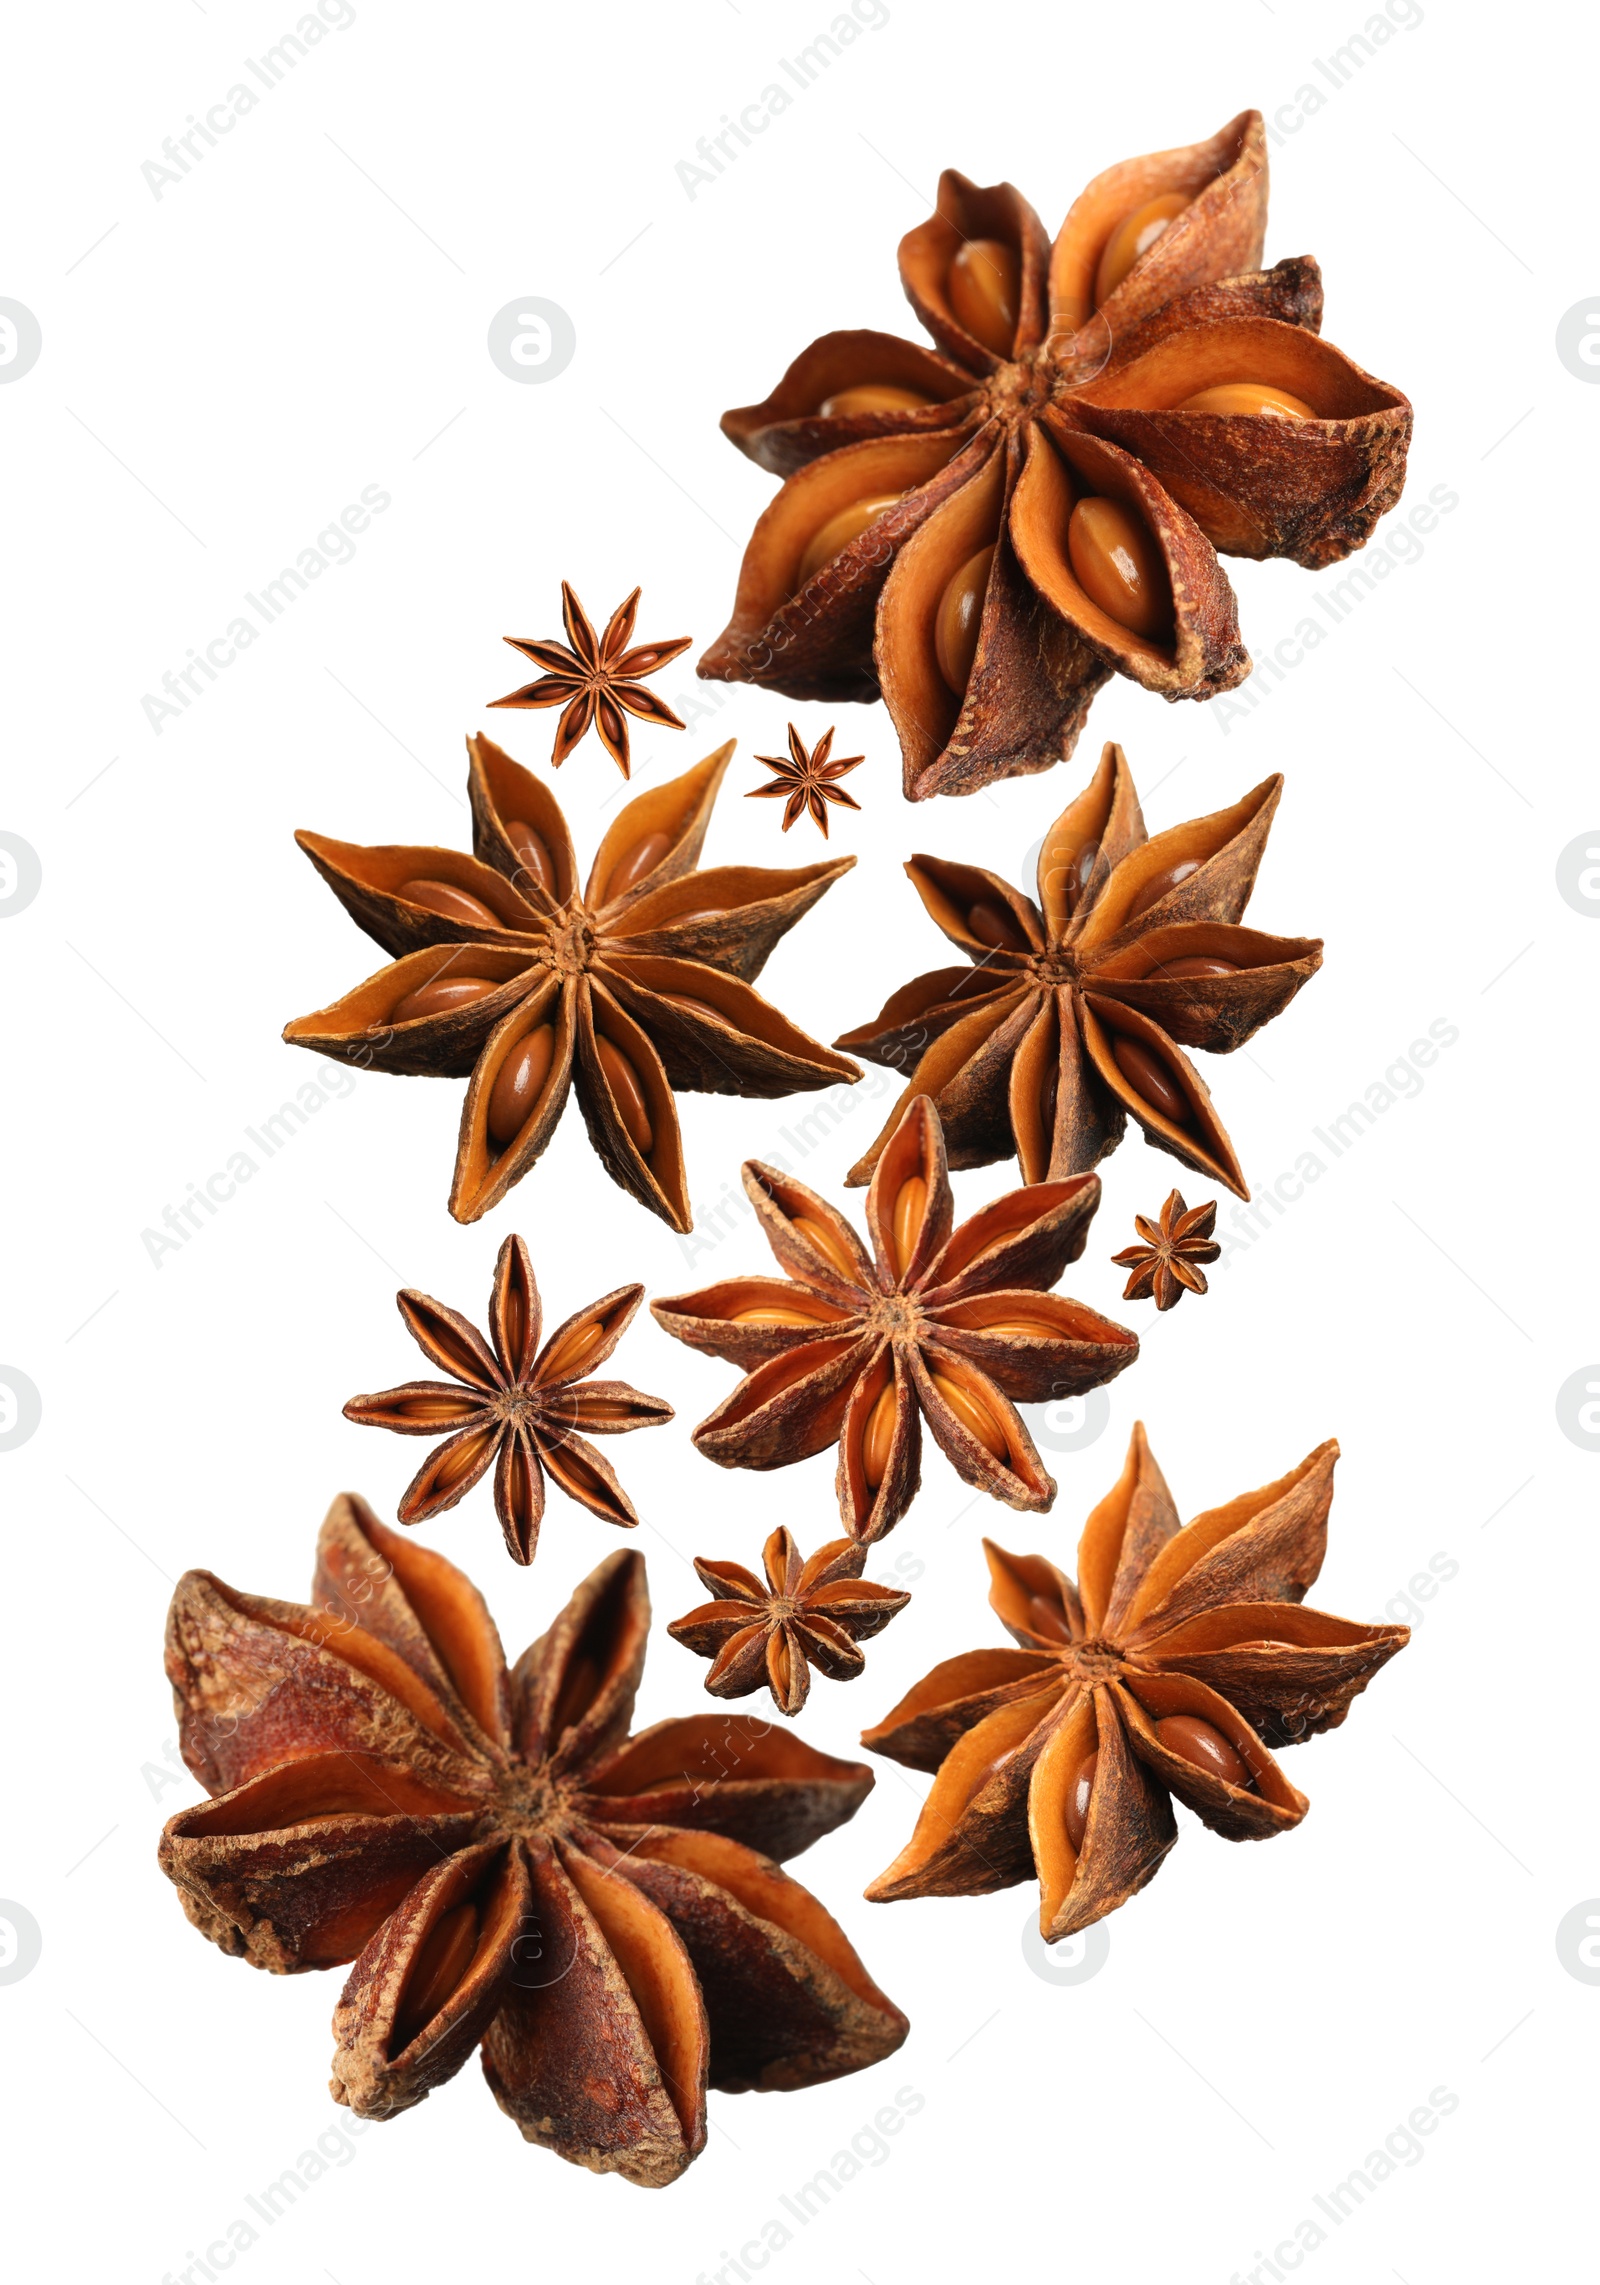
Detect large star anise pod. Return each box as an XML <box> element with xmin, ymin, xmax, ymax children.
<box><xmin>669</xmin><ymin>1527</ymin><xmax>911</xmax><ymax>1717</ymax></box>
<box><xmin>343</xmin><ymin>1234</ymin><xmax>671</xmax><ymax>1565</ymax></box>
<box><xmin>862</xmin><ymin>1425</ymin><xmax>1408</xmax><ymax>1939</ymax></box>
<box><xmin>651</xmin><ymin>1096</ymin><xmax>1138</xmax><ymax>1544</ymax></box>
<box><xmin>835</xmin><ymin>741</ymin><xmax>1321</xmax><ymax>1199</ymax></box>
<box><xmin>159</xmin><ymin>1497</ymin><xmax>907</xmax><ymax>2187</ymax></box>
<box><xmin>490</xmin><ymin>581</ymin><xmax>689</xmax><ymax>776</ymax></box>
<box><xmin>700</xmin><ymin>110</ymin><xmax>1411</xmax><ymax>799</ymax></box>
<box><xmin>284</xmin><ymin>737</ymin><xmax>858</xmax><ymax>1228</ymax></box>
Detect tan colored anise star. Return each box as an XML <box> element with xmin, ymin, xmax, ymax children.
<box><xmin>652</xmin><ymin>1095</ymin><xmax>1138</xmax><ymax>1544</ymax></box>
<box><xmin>863</xmin><ymin>1425</ymin><xmax>1408</xmax><ymax>1939</ymax></box>
<box><xmin>669</xmin><ymin>1527</ymin><xmax>911</xmax><ymax>1717</ymax></box>
<box><xmin>343</xmin><ymin>1234</ymin><xmax>671</xmax><ymax>1565</ymax></box>
<box><xmin>491</xmin><ymin>582</ymin><xmax>689</xmax><ymax>775</ymax></box>
<box><xmin>1112</xmin><ymin>1190</ymin><xmax>1220</xmax><ymax>1311</ymax></box>
<box><xmin>748</xmin><ymin>724</ymin><xmax>864</xmax><ymax>837</ymax></box>
<box><xmin>159</xmin><ymin>1499</ymin><xmax>907</xmax><ymax>2187</ymax></box>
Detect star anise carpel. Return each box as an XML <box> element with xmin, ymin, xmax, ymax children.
<box><xmin>835</xmin><ymin>740</ymin><xmax>1321</xmax><ymax>1200</ymax></box>
<box><xmin>491</xmin><ymin>582</ymin><xmax>690</xmax><ymax>776</ymax></box>
<box><xmin>1112</xmin><ymin>1189</ymin><xmax>1220</xmax><ymax>1310</ymax></box>
<box><xmin>159</xmin><ymin>1498</ymin><xmax>907</xmax><ymax>2186</ymax></box>
<box><xmin>748</xmin><ymin>723</ymin><xmax>865</xmax><ymax>837</ymax></box>
<box><xmin>669</xmin><ymin>1527</ymin><xmax>911</xmax><ymax>1717</ymax></box>
<box><xmin>284</xmin><ymin>737</ymin><xmax>859</xmax><ymax>1228</ymax></box>
<box><xmin>651</xmin><ymin>1095</ymin><xmax>1138</xmax><ymax>1544</ymax></box>
<box><xmin>342</xmin><ymin>1234</ymin><xmax>671</xmax><ymax>1565</ymax></box>
<box><xmin>700</xmin><ymin>110</ymin><xmax>1411</xmax><ymax>799</ymax></box>
<box><xmin>862</xmin><ymin>1424</ymin><xmax>1408</xmax><ymax>1939</ymax></box>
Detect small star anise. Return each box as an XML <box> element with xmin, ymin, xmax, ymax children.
<box><xmin>491</xmin><ymin>581</ymin><xmax>689</xmax><ymax>776</ymax></box>
<box><xmin>669</xmin><ymin>1527</ymin><xmax>911</xmax><ymax>1717</ymax></box>
<box><xmin>159</xmin><ymin>1499</ymin><xmax>907</xmax><ymax>2186</ymax></box>
<box><xmin>748</xmin><ymin>724</ymin><xmax>864</xmax><ymax>837</ymax></box>
<box><xmin>1112</xmin><ymin>1190</ymin><xmax>1220</xmax><ymax>1310</ymax></box>
<box><xmin>863</xmin><ymin>1425</ymin><xmax>1408</xmax><ymax>1940</ymax></box>
<box><xmin>651</xmin><ymin>1095</ymin><xmax>1138</xmax><ymax>1543</ymax></box>
<box><xmin>343</xmin><ymin>1234</ymin><xmax>671</xmax><ymax>1565</ymax></box>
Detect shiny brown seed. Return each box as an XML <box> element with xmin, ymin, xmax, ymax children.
<box><xmin>395</xmin><ymin>1902</ymin><xmax>480</xmax><ymax>2046</ymax></box>
<box><xmin>972</xmin><ymin>1313</ymin><xmax>1059</xmax><ymax>1339</ymax></box>
<box><xmin>603</xmin><ymin>829</ymin><xmax>671</xmax><ymax>904</ymax></box>
<box><xmin>1109</xmin><ymin>1035</ymin><xmax>1188</xmax><ymax>1125</ymax></box>
<box><xmin>1025</xmin><ymin>1592</ymin><xmax>1072</xmax><ymax>1643</ymax></box>
<box><xmin>1125</xmin><ymin>857</ymin><xmax>1203</xmax><ymax>923</ymax></box>
<box><xmin>930</xmin><ymin>1370</ymin><xmax>1007</xmax><ymax>1461</ymax></box>
<box><xmin>1094</xmin><ymin>190</ymin><xmax>1188</xmax><ymax>305</ymax></box>
<box><xmin>862</xmin><ymin>1381</ymin><xmax>899</xmax><ymax>1487</ymax></box>
<box><xmin>790</xmin><ymin>1212</ymin><xmax>857</xmax><ymax>1283</ymax></box>
<box><xmin>486</xmin><ymin>1023</ymin><xmax>556</xmax><ymax>1148</ymax></box>
<box><xmin>819</xmin><ymin>383</ymin><xmax>936</xmax><ymax>418</ymax></box>
<box><xmin>890</xmin><ymin>1175</ymin><xmax>927</xmax><ymax>1279</ymax></box>
<box><xmin>1155</xmin><ymin>1712</ymin><xmax>1251</xmax><ymax>1789</ymax></box>
<box><xmin>1148</xmin><ymin>955</ymin><xmax>1238</xmax><ymax>981</ymax></box>
<box><xmin>658</xmin><ymin>991</ymin><xmax>725</xmax><ymax>1025</ymax></box>
<box><xmin>1041</xmin><ymin>826</ymin><xmax>1100</xmax><ymax>915</ymax></box>
<box><xmin>434</xmin><ymin>1429</ymin><xmax>498</xmax><ymax>1492</ymax></box>
<box><xmin>391</xmin><ymin>975</ymin><xmax>501</xmax><ymax>1024</ymax></box>
<box><xmin>540</xmin><ymin>1314</ymin><xmax>610</xmax><ymax>1384</ymax></box>
<box><xmin>596</xmin><ymin>1035</ymin><xmax>654</xmax><ymax>1159</ymax></box>
<box><xmin>1178</xmin><ymin>381</ymin><xmax>1314</xmax><ymax>420</ymax></box>
<box><xmin>947</xmin><ymin>238</ymin><xmax>1021</xmax><ymax>356</ymax></box>
<box><xmin>1065</xmin><ymin>1748</ymin><xmax>1098</xmax><ymax>1853</ymax></box>
<box><xmin>399</xmin><ymin>877</ymin><xmax>501</xmax><ymax>929</ymax></box>
<box><xmin>1067</xmin><ymin>497</ymin><xmax>1172</xmax><ymax>640</ymax></box>
<box><xmin>395</xmin><ymin>1394</ymin><xmax>479</xmax><ymax>1424</ymax></box>
<box><xmin>933</xmin><ymin>544</ymin><xmax>994</xmax><ymax>694</ymax></box>
<box><xmin>731</xmin><ymin>1304</ymin><xmax>830</xmax><ymax>1327</ymax></box>
<box><xmin>794</xmin><ymin>492</ymin><xmax>904</xmax><ymax>590</ymax></box>
<box><xmin>503</xmin><ymin>818</ymin><xmax>556</xmax><ymax>895</ymax></box>
<box><xmin>965</xmin><ymin>895</ymin><xmax>1029</xmax><ymax>952</ymax></box>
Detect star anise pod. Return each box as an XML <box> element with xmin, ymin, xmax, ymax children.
<box><xmin>651</xmin><ymin>1095</ymin><xmax>1138</xmax><ymax>1544</ymax></box>
<box><xmin>159</xmin><ymin>1497</ymin><xmax>907</xmax><ymax>2187</ymax></box>
<box><xmin>490</xmin><ymin>582</ymin><xmax>689</xmax><ymax>776</ymax></box>
<box><xmin>1112</xmin><ymin>1189</ymin><xmax>1220</xmax><ymax>1310</ymax></box>
<box><xmin>835</xmin><ymin>741</ymin><xmax>1320</xmax><ymax>1199</ymax></box>
<box><xmin>342</xmin><ymin>1234</ymin><xmax>671</xmax><ymax>1565</ymax></box>
<box><xmin>284</xmin><ymin>737</ymin><xmax>859</xmax><ymax>1228</ymax></box>
<box><xmin>700</xmin><ymin>110</ymin><xmax>1411</xmax><ymax>800</ymax></box>
<box><xmin>863</xmin><ymin>1424</ymin><xmax>1408</xmax><ymax>1939</ymax></box>
<box><xmin>748</xmin><ymin>723</ymin><xmax>864</xmax><ymax>837</ymax></box>
<box><xmin>669</xmin><ymin>1527</ymin><xmax>911</xmax><ymax>1717</ymax></box>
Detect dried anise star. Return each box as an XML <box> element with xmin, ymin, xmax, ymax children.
<box><xmin>836</xmin><ymin>741</ymin><xmax>1320</xmax><ymax>1199</ymax></box>
<box><xmin>284</xmin><ymin>738</ymin><xmax>859</xmax><ymax>1228</ymax></box>
<box><xmin>669</xmin><ymin>1527</ymin><xmax>911</xmax><ymax>1717</ymax></box>
<box><xmin>748</xmin><ymin>724</ymin><xmax>865</xmax><ymax>837</ymax></box>
<box><xmin>651</xmin><ymin>1095</ymin><xmax>1138</xmax><ymax>1544</ymax></box>
<box><xmin>700</xmin><ymin>110</ymin><xmax>1411</xmax><ymax>799</ymax></box>
<box><xmin>490</xmin><ymin>582</ymin><xmax>689</xmax><ymax>776</ymax></box>
<box><xmin>343</xmin><ymin>1234</ymin><xmax>671</xmax><ymax>1566</ymax></box>
<box><xmin>863</xmin><ymin>1424</ymin><xmax>1408</xmax><ymax>1938</ymax></box>
<box><xmin>1112</xmin><ymin>1190</ymin><xmax>1220</xmax><ymax>1311</ymax></box>
<box><xmin>159</xmin><ymin>1499</ymin><xmax>907</xmax><ymax>2187</ymax></box>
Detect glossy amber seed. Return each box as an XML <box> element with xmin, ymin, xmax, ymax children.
<box><xmin>1125</xmin><ymin>856</ymin><xmax>1203</xmax><ymax>923</ymax></box>
<box><xmin>862</xmin><ymin>1381</ymin><xmax>899</xmax><ymax>1487</ymax></box>
<box><xmin>732</xmin><ymin>1304</ymin><xmax>828</xmax><ymax>1327</ymax></box>
<box><xmin>1109</xmin><ymin>1035</ymin><xmax>1187</xmax><ymax>1126</ymax></box>
<box><xmin>1065</xmin><ymin>1748</ymin><xmax>1098</xmax><ymax>1853</ymax></box>
<box><xmin>973</xmin><ymin>1313</ymin><xmax>1059</xmax><ymax>1340</ymax></box>
<box><xmin>1094</xmin><ymin>190</ymin><xmax>1188</xmax><ymax>306</ymax></box>
<box><xmin>890</xmin><ymin>1175</ymin><xmax>928</xmax><ymax>1278</ymax></box>
<box><xmin>1178</xmin><ymin>381</ymin><xmax>1314</xmax><ymax>420</ymax></box>
<box><xmin>1041</xmin><ymin>827</ymin><xmax>1100</xmax><ymax>916</ymax></box>
<box><xmin>503</xmin><ymin>818</ymin><xmax>556</xmax><ymax>896</ymax></box>
<box><xmin>947</xmin><ymin>238</ymin><xmax>1021</xmax><ymax>357</ymax></box>
<box><xmin>540</xmin><ymin>1314</ymin><xmax>610</xmax><ymax>1383</ymax></box>
<box><xmin>399</xmin><ymin>878</ymin><xmax>501</xmax><ymax>929</ymax></box>
<box><xmin>391</xmin><ymin>975</ymin><xmax>501</xmax><ymax>1024</ymax></box>
<box><xmin>965</xmin><ymin>895</ymin><xmax>1028</xmax><ymax>952</ymax></box>
<box><xmin>1149</xmin><ymin>955</ymin><xmax>1238</xmax><ymax>981</ymax></box>
<box><xmin>790</xmin><ymin>1212</ymin><xmax>857</xmax><ymax>1283</ymax></box>
<box><xmin>795</xmin><ymin>493</ymin><xmax>904</xmax><ymax>590</ymax></box>
<box><xmin>658</xmin><ymin>991</ymin><xmax>726</xmax><ymax>1025</ymax></box>
<box><xmin>1067</xmin><ymin>498</ymin><xmax>1172</xmax><ymax>640</ymax></box>
<box><xmin>486</xmin><ymin>1023</ymin><xmax>556</xmax><ymax>1147</ymax></box>
<box><xmin>934</xmin><ymin>544</ymin><xmax>995</xmax><ymax>694</ymax></box>
<box><xmin>819</xmin><ymin>383</ymin><xmax>936</xmax><ymax>419</ymax></box>
<box><xmin>596</xmin><ymin>1035</ymin><xmax>654</xmax><ymax>1159</ymax></box>
<box><xmin>930</xmin><ymin>1371</ymin><xmax>1007</xmax><ymax>1461</ymax></box>
<box><xmin>1155</xmin><ymin>1712</ymin><xmax>1250</xmax><ymax>1788</ymax></box>
<box><xmin>603</xmin><ymin>829</ymin><xmax>671</xmax><ymax>904</ymax></box>
<box><xmin>395</xmin><ymin>1902</ymin><xmax>480</xmax><ymax>2047</ymax></box>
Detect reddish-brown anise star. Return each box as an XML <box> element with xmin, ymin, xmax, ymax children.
<box><xmin>491</xmin><ymin>582</ymin><xmax>690</xmax><ymax>775</ymax></box>
<box><xmin>748</xmin><ymin>724</ymin><xmax>865</xmax><ymax>837</ymax></box>
<box><xmin>1112</xmin><ymin>1189</ymin><xmax>1221</xmax><ymax>1311</ymax></box>
<box><xmin>669</xmin><ymin>1527</ymin><xmax>911</xmax><ymax>1717</ymax></box>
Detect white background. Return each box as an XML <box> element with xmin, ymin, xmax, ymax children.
<box><xmin>1</xmin><ymin>2</ymin><xmax>1592</xmax><ymax>2279</ymax></box>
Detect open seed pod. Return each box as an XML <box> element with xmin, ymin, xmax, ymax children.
<box><xmin>701</xmin><ymin>110</ymin><xmax>1411</xmax><ymax>798</ymax></box>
